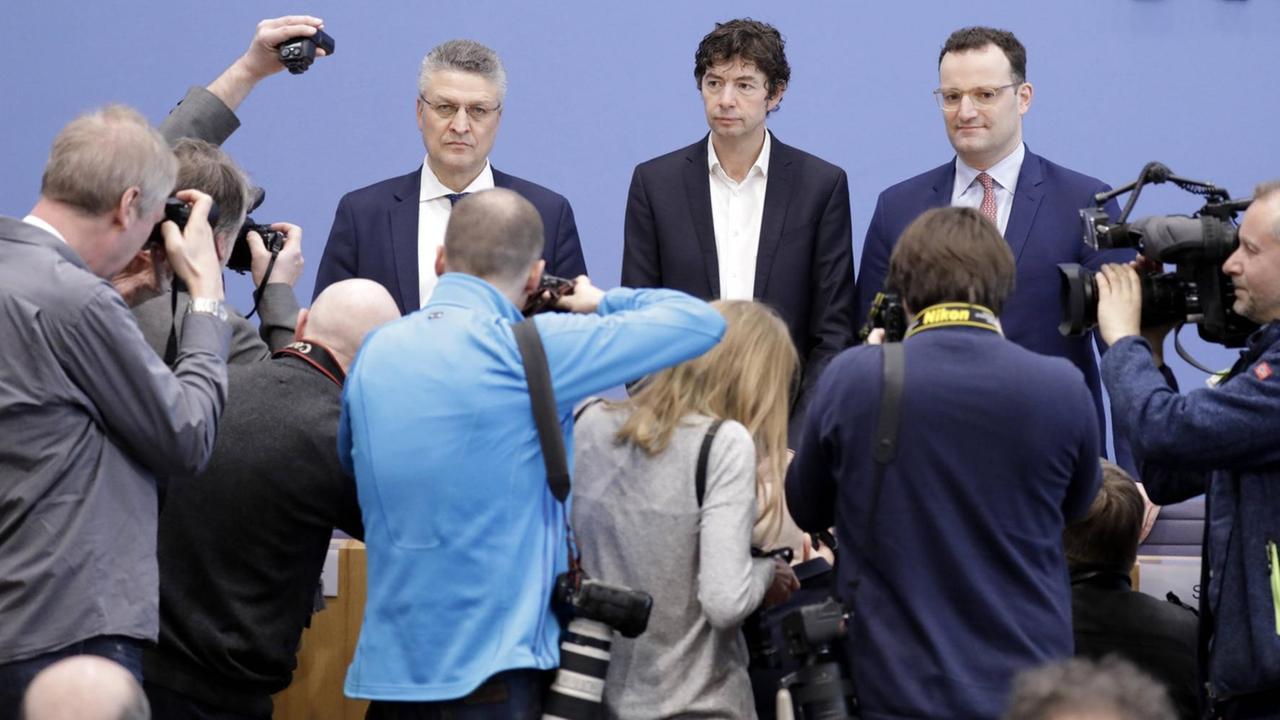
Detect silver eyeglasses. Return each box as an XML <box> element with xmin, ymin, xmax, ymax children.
<box><xmin>419</xmin><ymin>95</ymin><xmax>502</xmax><ymax>122</ymax></box>
<box><xmin>932</xmin><ymin>82</ymin><xmax>1021</xmax><ymax>110</ymax></box>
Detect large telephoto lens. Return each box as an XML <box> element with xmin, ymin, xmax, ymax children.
<box><xmin>1057</xmin><ymin>263</ymin><xmax>1098</xmax><ymax>336</ymax></box>
<box><xmin>542</xmin><ymin>618</ymin><xmax>612</xmax><ymax>720</ymax></box>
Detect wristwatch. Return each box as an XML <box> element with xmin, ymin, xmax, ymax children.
<box><xmin>187</xmin><ymin>297</ymin><xmax>228</xmax><ymax>322</ymax></box>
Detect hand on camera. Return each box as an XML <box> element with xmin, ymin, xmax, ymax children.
<box><xmin>865</xmin><ymin>328</ymin><xmax>886</xmax><ymax>346</ymax></box>
<box><xmin>161</xmin><ymin>189</ymin><xmax>224</xmax><ymax>301</ymax></box>
<box><xmin>249</xmin><ymin>222</ymin><xmax>303</xmax><ymax>287</ymax></box>
<box><xmin>1095</xmin><ymin>263</ymin><xmax>1142</xmax><ymax>347</ymax></box>
<box><xmin>764</xmin><ymin>557</ymin><xmax>801</xmax><ymax>607</ymax></box>
<box><xmin>240</xmin><ymin>16</ymin><xmax>327</xmax><ymax>81</ymax></box>
<box><xmin>554</xmin><ymin>275</ymin><xmax>605</xmax><ymax>314</ymax></box>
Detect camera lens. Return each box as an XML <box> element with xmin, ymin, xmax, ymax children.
<box><xmin>1057</xmin><ymin>263</ymin><xmax>1098</xmax><ymax>336</ymax></box>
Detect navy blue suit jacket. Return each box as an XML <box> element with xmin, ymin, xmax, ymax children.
<box><xmin>622</xmin><ymin>134</ymin><xmax>855</xmax><ymax>422</ymax></box>
<box><xmin>314</xmin><ymin>166</ymin><xmax>587</xmax><ymax>314</ymax></box>
<box><xmin>854</xmin><ymin>148</ymin><xmax>1133</xmax><ymax>442</ymax></box>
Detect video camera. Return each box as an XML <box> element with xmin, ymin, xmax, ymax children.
<box><xmin>1057</xmin><ymin>162</ymin><xmax>1257</xmax><ymax>347</ymax></box>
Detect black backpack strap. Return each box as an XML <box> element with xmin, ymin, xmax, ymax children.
<box><xmin>511</xmin><ymin>318</ymin><xmax>570</xmax><ymax>503</ymax></box>
<box><xmin>696</xmin><ymin>420</ymin><xmax>724</xmax><ymax>508</ymax></box>
<box><xmin>574</xmin><ymin>397</ymin><xmax>605</xmax><ymax>422</ymax></box>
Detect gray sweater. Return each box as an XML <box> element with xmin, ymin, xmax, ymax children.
<box><xmin>572</xmin><ymin>404</ymin><xmax>774</xmax><ymax>719</ymax></box>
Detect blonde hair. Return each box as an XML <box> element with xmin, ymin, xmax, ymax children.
<box><xmin>41</xmin><ymin>104</ymin><xmax>176</xmax><ymax>218</ymax></box>
<box><xmin>612</xmin><ymin>300</ymin><xmax>798</xmax><ymax>538</ymax></box>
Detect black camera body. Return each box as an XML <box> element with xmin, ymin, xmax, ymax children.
<box><xmin>778</xmin><ymin>597</ymin><xmax>858</xmax><ymax>719</ymax></box>
<box><xmin>145</xmin><ymin>196</ymin><xmax>222</xmax><ymax>250</ymax></box>
<box><xmin>278</xmin><ymin>28</ymin><xmax>334</xmax><ymax>75</ymax></box>
<box><xmin>552</xmin><ymin>573</ymin><xmax>651</xmax><ymax>640</ymax></box>
<box><xmin>523</xmin><ymin>274</ymin><xmax>576</xmax><ymax>316</ymax></box>
<box><xmin>1058</xmin><ymin>164</ymin><xmax>1258</xmax><ymax>347</ymax></box>
<box><xmin>857</xmin><ymin>292</ymin><xmax>907</xmax><ymax>344</ymax></box>
<box><xmin>226</xmin><ymin>220</ymin><xmax>286</xmax><ymax>274</ymax></box>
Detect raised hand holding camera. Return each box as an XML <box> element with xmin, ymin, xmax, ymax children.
<box><xmin>248</xmin><ymin>222</ymin><xmax>303</xmax><ymax>288</ymax></box>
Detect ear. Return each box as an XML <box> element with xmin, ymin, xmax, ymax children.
<box><xmin>524</xmin><ymin>259</ymin><xmax>546</xmax><ymax>296</ymax></box>
<box><xmin>293</xmin><ymin>308</ymin><xmax>309</xmax><ymax>341</ymax></box>
<box><xmin>767</xmin><ymin>82</ymin><xmax>787</xmax><ymax>112</ymax></box>
<box><xmin>213</xmin><ymin>232</ymin><xmax>229</xmax><ymax>264</ymax></box>
<box><xmin>416</xmin><ymin>96</ymin><xmax>427</xmax><ymax>133</ymax></box>
<box><xmin>1017</xmin><ymin>81</ymin><xmax>1034</xmax><ymax>116</ymax></box>
<box><xmin>113</xmin><ymin>187</ymin><xmax>143</xmax><ymax>230</ymax></box>
<box><xmin>434</xmin><ymin>244</ymin><xmax>447</xmax><ymax>277</ymax></box>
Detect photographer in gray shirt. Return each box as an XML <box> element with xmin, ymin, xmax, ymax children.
<box><xmin>0</xmin><ymin>105</ymin><xmax>230</xmax><ymax>715</ymax></box>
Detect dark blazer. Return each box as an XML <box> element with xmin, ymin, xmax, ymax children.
<box><xmin>1072</xmin><ymin>572</ymin><xmax>1200</xmax><ymax>719</ymax></box>
<box><xmin>314</xmin><ymin>167</ymin><xmax>588</xmax><ymax>314</ymax></box>
<box><xmin>854</xmin><ymin>148</ymin><xmax>1133</xmax><ymax>437</ymax></box>
<box><xmin>622</xmin><ymin>134</ymin><xmax>855</xmax><ymax>422</ymax></box>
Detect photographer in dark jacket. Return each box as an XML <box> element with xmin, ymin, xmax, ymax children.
<box><xmin>787</xmin><ymin>207</ymin><xmax>1100</xmax><ymax>719</ymax></box>
<box><xmin>1097</xmin><ymin>182</ymin><xmax>1280</xmax><ymax>718</ymax></box>
<box><xmin>1064</xmin><ymin>460</ymin><xmax>1198</xmax><ymax>719</ymax></box>
<box><xmin>137</xmin><ymin>279</ymin><xmax>400</xmax><ymax>719</ymax></box>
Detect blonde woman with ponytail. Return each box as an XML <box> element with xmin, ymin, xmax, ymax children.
<box><xmin>571</xmin><ymin>300</ymin><xmax>801</xmax><ymax>719</ymax></box>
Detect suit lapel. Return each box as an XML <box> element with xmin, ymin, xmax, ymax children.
<box><xmin>754</xmin><ymin>136</ymin><xmax>794</xmax><ymax>298</ymax></box>
<box><xmin>1005</xmin><ymin>150</ymin><xmax>1045</xmax><ymax>263</ymax></box>
<box><xmin>682</xmin><ymin>137</ymin><xmax>720</xmax><ymax>297</ymax></box>
<box><xmin>390</xmin><ymin>170</ymin><xmax>421</xmax><ymax>312</ymax></box>
<box><xmin>928</xmin><ymin>161</ymin><xmax>956</xmax><ymax>211</ymax></box>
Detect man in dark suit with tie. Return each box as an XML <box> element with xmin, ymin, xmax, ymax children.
<box><xmin>854</xmin><ymin>26</ymin><xmax>1132</xmax><ymax>457</ymax></box>
<box><xmin>623</xmin><ymin>19</ymin><xmax>855</xmax><ymax>434</ymax></box>
<box><xmin>315</xmin><ymin>39</ymin><xmax>586</xmax><ymax>314</ymax></box>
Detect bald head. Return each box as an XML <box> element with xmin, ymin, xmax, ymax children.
<box><xmin>300</xmin><ymin>279</ymin><xmax>401</xmax><ymax>370</ymax></box>
<box><xmin>443</xmin><ymin>188</ymin><xmax>544</xmax><ymax>294</ymax></box>
<box><xmin>22</xmin><ymin>656</ymin><xmax>149</xmax><ymax>720</ymax></box>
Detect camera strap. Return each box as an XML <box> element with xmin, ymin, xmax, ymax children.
<box><xmin>511</xmin><ymin>317</ymin><xmax>582</xmax><ymax>579</ymax></box>
<box><xmin>272</xmin><ymin>340</ymin><xmax>345</xmax><ymax>388</ymax></box>
<box><xmin>904</xmin><ymin>302</ymin><xmax>1000</xmax><ymax>339</ymax></box>
<box><xmin>852</xmin><ymin>341</ymin><xmax>905</xmax><ymax>596</ymax></box>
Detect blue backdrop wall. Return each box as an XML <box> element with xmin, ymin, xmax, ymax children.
<box><xmin>2</xmin><ymin>0</ymin><xmax>1277</xmax><ymax>387</ymax></box>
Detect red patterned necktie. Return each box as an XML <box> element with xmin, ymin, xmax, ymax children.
<box><xmin>977</xmin><ymin>172</ymin><xmax>998</xmax><ymax>225</ymax></box>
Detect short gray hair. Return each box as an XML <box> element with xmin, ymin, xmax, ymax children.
<box><xmin>1003</xmin><ymin>657</ymin><xmax>1176</xmax><ymax>720</ymax></box>
<box><xmin>41</xmin><ymin>105</ymin><xmax>176</xmax><ymax>217</ymax></box>
<box><xmin>443</xmin><ymin>188</ymin><xmax>543</xmax><ymax>290</ymax></box>
<box><xmin>1253</xmin><ymin>180</ymin><xmax>1280</xmax><ymax>242</ymax></box>
<box><xmin>418</xmin><ymin>39</ymin><xmax>507</xmax><ymax>99</ymax></box>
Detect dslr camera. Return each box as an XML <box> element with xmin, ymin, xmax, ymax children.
<box><xmin>776</xmin><ymin>598</ymin><xmax>858</xmax><ymax>720</ymax></box>
<box><xmin>1058</xmin><ymin>162</ymin><xmax>1257</xmax><ymax>347</ymax></box>
<box><xmin>857</xmin><ymin>292</ymin><xmax>906</xmax><ymax>344</ymax></box>
<box><xmin>225</xmin><ymin>188</ymin><xmax>285</xmax><ymax>274</ymax></box>
<box><xmin>144</xmin><ymin>196</ymin><xmax>222</xmax><ymax>250</ymax></box>
<box><xmin>542</xmin><ymin>572</ymin><xmax>652</xmax><ymax>720</ymax></box>
<box><xmin>523</xmin><ymin>274</ymin><xmax>576</xmax><ymax>316</ymax></box>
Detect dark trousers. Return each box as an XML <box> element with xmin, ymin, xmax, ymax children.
<box><xmin>365</xmin><ymin>669</ymin><xmax>552</xmax><ymax>720</ymax></box>
<box><xmin>1214</xmin><ymin>686</ymin><xmax>1280</xmax><ymax>719</ymax></box>
<box><xmin>0</xmin><ymin>635</ymin><xmax>143</xmax><ymax>720</ymax></box>
<box><xmin>145</xmin><ymin>682</ymin><xmax>271</xmax><ymax>720</ymax></box>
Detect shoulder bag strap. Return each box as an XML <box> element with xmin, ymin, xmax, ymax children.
<box><xmin>512</xmin><ymin>318</ymin><xmax>570</xmax><ymax>503</ymax></box>
<box><xmin>695</xmin><ymin>420</ymin><xmax>724</xmax><ymax>508</ymax></box>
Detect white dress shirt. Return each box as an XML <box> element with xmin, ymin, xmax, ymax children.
<box><xmin>951</xmin><ymin>142</ymin><xmax>1025</xmax><ymax>237</ymax></box>
<box><xmin>708</xmin><ymin>131</ymin><xmax>772</xmax><ymax>300</ymax></box>
<box><xmin>417</xmin><ymin>157</ymin><xmax>495</xmax><ymax>307</ymax></box>
<box><xmin>23</xmin><ymin>214</ymin><xmax>67</xmax><ymax>244</ymax></box>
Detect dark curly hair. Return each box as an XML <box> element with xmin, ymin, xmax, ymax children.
<box><xmin>694</xmin><ymin>19</ymin><xmax>790</xmax><ymax>105</ymax></box>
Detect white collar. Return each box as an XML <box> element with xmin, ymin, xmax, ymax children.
<box><xmin>22</xmin><ymin>214</ymin><xmax>67</xmax><ymax>244</ymax></box>
<box><xmin>955</xmin><ymin>142</ymin><xmax>1025</xmax><ymax>193</ymax></box>
<box><xmin>708</xmin><ymin>129</ymin><xmax>772</xmax><ymax>180</ymax></box>
<box><xmin>419</xmin><ymin>157</ymin><xmax>496</xmax><ymax>202</ymax></box>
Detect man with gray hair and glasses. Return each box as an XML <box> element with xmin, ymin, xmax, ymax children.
<box><xmin>314</xmin><ymin>39</ymin><xmax>586</xmax><ymax>315</ymax></box>
<box><xmin>0</xmin><ymin>106</ymin><xmax>230</xmax><ymax>716</ymax></box>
